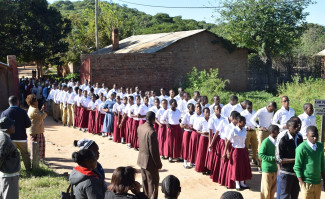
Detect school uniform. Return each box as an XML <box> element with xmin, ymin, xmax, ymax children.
<box><xmin>227</xmin><ymin>126</ymin><xmax>252</xmax><ymax>184</ymax></box>
<box><xmin>241</xmin><ymin>109</ymin><xmax>257</xmax><ymax>162</ymax></box>
<box><xmin>102</xmin><ymin>99</ymin><xmax>116</xmax><ymax>134</ymax></box>
<box><xmin>206</xmin><ymin>115</ymin><xmax>226</xmax><ymax>174</ymax></box>
<box><xmin>93</xmin><ymin>87</ymin><xmax>100</xmax><ymax>95</ymax></box>
<box><xmin>87</xmin><ymin>101</ymin><xmax>97</xmax><ymax>133</ymax></box>
<box><xmin>230</xmin><ymin>104</ymin><xmax>244</xmax><ymax>114</ymax></box>
<box><xmin>98</xmin><ymin>88</ymin><xmax>106</xmax><ymax>96</ymax></box>
<box><xmin>79</xmin><ymin>96</ymin><xmax>91</xmax><ymax>129</ymax></box>
<box><xmin>162</xmin><ymin>108</ymin><xmax>182</xmax><ymax>159</ymax></box>
<box><xmin>73</xmin><ymin>95</ymin><xmax>81</xmax><ymax>127</ymax></box>
<box><xmin>118</xmin><ymin>103</ymin><xmax>128</xmax><ymax>142</ymax></box>
<box><xmin>208</xmin><ymin>103</ymin><xmax>224</xmax><ymax>116</ymax></box>
<box><xmin>156</xmin><ymin>108</ymin><xmax>167</xmax><ymax>155</ymax></box>
<box><xmin>180</xmin><ymin>112</ymin><xmax>193</xmax><ymax>161</ymax></box>
<box><xmin>220</xmin><ymin>103</ymin><xmax>236</xmax><ymax>119</ymax></box>
<box><xmin>251</xmin><ymin>107</ymin><xmax>274</xmax><ymax>167</ymax></box>
<box><xmin>58</xmin><ymin>91</ymin><xmax>65</xmax><ymax>121</ymax></box>
<box><xmin>294</xmin><ymin>140</ymin><xmax>325</xmax><ymax>199</ymax></box>
<box><xmin>177</xmin><ymin>99</ymin><xmax>188</xmax><ymax>117</ymax></box>
<box><xmin>158</xmin><ymin>95</ymin><xmax>168</xmax><ymax>102</ymax></box>
<box><xmin>188</xmin><ymin>113</ymin><xmax>203</xmax><ymax>164</ymax></box>
<box><xmin>95</xmin><ymin>100</ymin><xmax>105</xmax><ymax>134</ymax></box>
<box><xmin>195</xmin><ymin>117</ymin><xmax>209</xmax><ymax>172</ymax></box>
<box><xmin>53</xmin><ymin>89</ymin><xmax>62</xmax><ymax>121</ymax></box>
<box><xmin>272</xmin><ymin>106</ymin><xmax>295</xmax><ymax>132</ymax></box>
<box><xmin>149</xmin><ymin>96</ymin><xmax>156</xmax><ymax>107</ymax></box>
<box><xmin>130</xmin><ymin>104</ymin><xmax>141</xmax><ymax>148</ymax></box>
<box><xmin>219</xmin><ymin>123</ymin><xmax>236</xmax><ymax>188</ymax></box>
<box><xmin>259</xmin><ymin>136</ymin><xmax>277</xmax><ymax>199</ymax></box>
<box><xmin>61</xmin><ymin>91</ymin><xmax>69</xmax><ymax>125</ymax></box>
<box><xmin>47</xmin><ymin>88</ymin><xmax>56</xmax><ymax>116</ymax></box>
<box><xmin>113</xmin><ymin>102</ymin><xmax>121</xmax><ymax>142</ymax></box>
<box><xmin>138</xmin><ymin>104</ymin><xmax>151</xmax><ymax>125</ymax></box>
<box><xmin>187</xmin><ymin>98</ymin><xmax>197</xmax><ymax>106</ymax></box>
<box><xmin>67</xmin><ymin>92</ymin><xmax>77</xmax><ymax>126</ymax></box>
<box><xmin>201</xmin><ymin>103</ymin><xmax>210</xmax><ymax>109</ymax></box>
<box><xmin>210</xmin><ymin>117</ymin><xmax>229</xmax><ymax>183</ymax></box>
<box><xmin>149</xmin><ymin>106</ymin><xmax>160</xmax><ymax>133</ymax></box>
<box><xmin>125</xmin><ymin>104</ymin><xmax>134</xmax><ymax>145</ymax></box>
<box><xmin>298</xmin><ymin>112</ymin><xmax>316</xmax><ymax>139</ymax></box>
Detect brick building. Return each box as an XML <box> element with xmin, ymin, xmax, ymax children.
<box><xmin>80</xmin><ymin>29</ymin><xmax>250</xmax><ymax>92</ymax></box>
<box><xmin>0</xmin><ymin>56</ymin><xmax>19</xmax><ymax>111</ymax></box>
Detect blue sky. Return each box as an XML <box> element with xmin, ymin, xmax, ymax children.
<box><xmin>48</xmin><ymin>0</ymin><xmax>325</xmax><ymax>26</ymax></box>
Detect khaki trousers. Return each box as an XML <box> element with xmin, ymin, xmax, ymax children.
<box><xmin>141</xmin><ymin>168</ymin><xmax>159</xmax><ymax>199</ymax></box>
<box><xmin>53</xmin><ymin>103</ymin><xmax>60</xmax><ymax>121</ymax></box>
<box><xmin>257</xmin><ymin>130</ymin><xmax>269</xmax><ymax>167</ymax></box>
<box><xmin>67</xmin><ymin>104</ymin><xmax>74</xmax><ymax>126</ymax></box>
<box><xmin>61</xmin><ymin>104</ymin><xmax>68</xmax><ymax>125</ymax></box>
<box><xmin>260</xmin><ymin>172</ymin><xmax>277</xmax><ymax>199</ymax></box>
<box><xmin>301</xmin><ymin>182</ymin><xmax>321</xmax><ymax>199</ymax></box>
<box><xmin>13</xmin><ymin>142</ymin><xmax>31</xmax><ymax>171</ymax></box>
<box><xmin>59</xmin><ymin>103</ymin><xmax>64</xmax><ymax>120</ymax></box>
<box><xmin>47</xmin><ymin>100</ymin><xmax>52</xmax><ymax>116</ymax></box>
<box><xmin>0</xmin><ymin>176</ymin><xmax>19</xmax><ymax>199</ymax></box>
<box><xmin>245</xmin><ymin>130</ymin><xmax>258</xmax><ymax>161</ymax></box>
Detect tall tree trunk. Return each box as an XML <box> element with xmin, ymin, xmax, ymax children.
<box><xmin>36</xmin><ymin>61</ymin><xmax>43</xmax><ymax>79</ymax></box>
<box><xmin>261</xmin><ymin>49</ymin><xmax>275</xmax><ymax>91</ymax></box>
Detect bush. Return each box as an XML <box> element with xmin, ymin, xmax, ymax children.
<box><xmin>64</xmin><ymin>73</ymin><xmax>80</xmax><ymax>81</ymax></box>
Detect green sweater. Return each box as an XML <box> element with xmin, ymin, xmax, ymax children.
<box><xmin>258</xmin><ymin>137</ymin><xmax>277</xmax><ymax>173</ymax></box>
<box><xmin>293</xmin><ymin>141</ymin><xmax>325</xmax><ymax>184</ymax></box>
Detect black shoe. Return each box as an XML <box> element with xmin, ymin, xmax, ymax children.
<box><xmin>240</xmin><ymin>185</ymin><xmax>250</xmax><ymax>189</ymax></box>
<box><xmin>236</xmin><ymin>188</ymin><xmax>243</xmax><ymax>191</ymax></box>
<box><xmin>168</xmin><ymin>159</ymin><xmax>174</xmax><ymax>163</ymax></box>
<box><xmin>183</xmin><ymin>165</ymin><xmax>190</xmax><ymax>169</ymax></box>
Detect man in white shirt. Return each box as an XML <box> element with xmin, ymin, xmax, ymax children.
<box><xmin>251</xmin><ymin>101</ymin><xmax>277</xmax><ymax>171</ymax></box>
<box><xmin>221</xmin><ymin>95</ymin><xmax>238</xmax><ymax>119</ymax></box>
<box><xmin>174</xmin><ymin>87</ymin><xmax>184</xmax><ymax>102</ymax></box>
<box><xmin>47</xmin><ymin>84</ymin><xmax>57</xmax><ymax>116</ymax></box>
<box><xmin>298</xmin><ymin>103</ymin><xmax>316</xmax><ymax>140</ymax></box>
<box><xmin>98</xmin><ymin>83</ymin><xmax>106</xmax><ymax>95</ymax></box>
<box><xmin>167</xmin><ymin>89</ymin><xmax>176</xmax><ymax>103</ymax></box>
<box><xmin>117</xmin><ymin>87</ymin><xmax>127</xmax><ymax>99</ymax></box>
<box><xmin>67</xmin><ymin>87</ymin><xmax>77</xmax><ymax>127</ymax></box>
<box><xmin>53</xmin><ymin>85</ymin><xmax>62</xmax><ymax>122</ymax></box>
<box><xmin>200</xmin><ymin>96</ymin><xmax>210</xmax><ymax>109</ymax></box>
<box><xmin>93</xmin><ymin>83</ymin><xmax>100</xmax><ymax>94</ymax></box>
<box><xmin>67</xmin><ymin>78</ymin><xmax>74</xmax><ymax>88</ymax></box>
<box><xmin>230</xmin><ymin>100</ymin><xmax>247</xmax><ymax>114</ymax></box>
<box><xmin>61</xmin><ymin>85</ymin><xmax>69</xmax><ymax>126</ymax></box>
<box><xmin>241</xmin><ymin>101</ymin><xmax>257</xmax><ymax>164</ymax></box>
<box><xmin>79</xmin><ymin>79</ymin><xmax>88</xmax><ymax>91</ymax></box>
<box><xmin>272</xmin><ymin>96</ymin><xmax>295</xmax><ymax>131</ymax></box>
<box><xmin>158</xmin><ymin>88</ymin><xmax>168</xmax><ymax>102</ymax></box>
<box><xmin>109</xmin><ymin>83</ymin><xmax>118</xmax><ymax>94</ymax></box>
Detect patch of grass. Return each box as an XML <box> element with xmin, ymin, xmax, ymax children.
<box><xmin>20</xmin><ymin>161</ymin><xmax>69</xmax><ymax>199</ymax></box>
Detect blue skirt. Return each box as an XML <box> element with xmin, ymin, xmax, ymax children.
<box><xmin>102</xmin><ymin>112</ymin><xmax>114</xmax><ymax>133</ymax></box>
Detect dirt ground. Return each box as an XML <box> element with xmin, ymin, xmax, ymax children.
<box><xmin>44</xmin><ymin>116</ymin><xmax>267</xmax><ymax>199</ymax></box>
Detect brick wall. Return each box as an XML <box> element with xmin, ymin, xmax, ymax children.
<box><xmin>81</xmin><ymin>53</ymin><xmax>173</xmax><ymax>91</ymax></box>
<box><xmin>159</xmin><ymin>31</ymin><xmax>249</xmax><ymax>91</ymax></box>
<box><xmin>80</xmin><ymin>31</ymin><xmax>249</xmax><ymax>92</ymax></box>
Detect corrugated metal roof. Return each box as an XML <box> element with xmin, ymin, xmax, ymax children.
<box><xmin>0</xmin><ymin>62</ymin><xmax>10</xmax><ymax>70</ymax></box>
<box><xmin>316</xmin><ymin>49</ymin><xmax>325</xmax><ymax>56</ymax></box>
<box><xmin>93</xmin><ymin>29</ymin><xmax>206</xmax><ymax>54</ymax></box>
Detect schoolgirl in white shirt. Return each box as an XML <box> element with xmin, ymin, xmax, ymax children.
<box><xmin>156</xmin><ymin>99</ymin><xmax>168</xmax><ymax>157</ymax></box>
<box><xmin>188</xmin><ymin>103</ymin><xmax>203</xmax><ymax>166</ymax></box>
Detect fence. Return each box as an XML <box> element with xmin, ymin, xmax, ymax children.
<box><xmin>247</xmin><ymin>54</ymin><xmax>323</xmax><ymax>91</ymax></box>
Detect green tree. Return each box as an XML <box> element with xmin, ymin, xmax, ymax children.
<box><xmin>214</xmin><ymin>0</ymin><xmax>312</xmax><ymax>89</ymax></box>
<box><xmin>294</xmin><ymin>23</ymin><xmax>325</xmax><ymax>56</ymax></box>
<box><xmin>0</xmin><ymin>0</ymin><xmax>71</xmax><ymax>77</ymax></box>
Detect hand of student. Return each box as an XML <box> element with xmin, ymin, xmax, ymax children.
<box><xmin>259</xmin><ymin>127</ymin><xmax>267</xmax><ymax>131</ymax></box>
<box><xmin>158</xmin><ymin>123</ymin><xmax>162</xmax><ymax>128</ymax></box>
<box><xmin>119</xmin><ymin>124</ymin><xmax>122</xmax><ymax>128</ymax></box>
<box><xmin>130</xmin><ymin>181</ymin><xmax>141</xmax><ymax>195</ymax></box>
<box><xmin>226</xmin><ymin>151</ymin><xmax>230</xmax><ymax>159</ymax></box>
<box><xmin>166</xmin><ymin>124</ymin><xmax>170</xmax><ymax>129</ymax></box>
<box><xmin>222</xmin><ymin>154</ymin><xmax>226</xmax><ymax>160</ymax></box>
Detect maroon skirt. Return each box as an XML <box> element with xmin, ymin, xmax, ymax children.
<box><xmin>131</xmin><ymin>119</ymin><xmax>140</xmax><ymax>148</ymax></box>
<box><xmin>210</xmin><ymin>136</ymin><xmax>222</xmax><ymax>182</ymax></box>
<box><xmin>157</xmin><ymin>124</ymin><xmax>167</xmax><ymax>156</ymax></box>
<box><xmin>113</xmin><ymin>115</ymin><xmax>121</xmax><ymax>143</ymax></box>
<box><xmin>126</xmin><ymin>117</ymin><xmax>133</xmax><ymax>144</ymax></box>
<box><xmin>228</xmin><ymin>148</ymin><xmax>252</xmax><ymax>182</ymax></box>
<box><xmin>87</xmin><ymin>110</ymin><xmax>97</xmax><ymax>133</ymax></box>
<box><xmin>221</xmin><ymin>143</ymin><xmax>235</xmax><ymax>189</ymax></box>
<box><xmin>188</xmin><ymin>131</ymin><xmax>200</xmax><ymax>163</ymax></box>
<box><xmin>164</xmin><ymin>124</ymin><xmax>183</xmax><ymax>159</ymax></box>
<box><xmin>139</xmin><ymin>119</ymin><xmax>146</xmax><ymax>125</ymax></box>
<box><xmin>206</xmin><ymin>134</ymin><xmax>219</xmax><ymax>172</ymax></box>
<box><xmin>79</xmin><ymin>107</ymin><xmax>89</xmax><ymax>129</ymax></box>
<box><xmin>95</xmin><ymin>112</ymin><xmax>105</xmax><ymax>134</ymax></box>
<box><xmin>119</xmin><ymin>117</ymin><xmax>127</xmax><ymax>139</ymax></box>
<box><xmin>74</xmin><ymin>106</ymin><xmax>81</xmax><ymax>127</ymax></box>
<box><xmin>181</xmin><ymin>130</ymin><xmax>192</xmax><ymax>161</ymax></box>
<box><xmin>218</xmin><ymin>140</ymin><xmax>230</xmax><ymax>186</ymax></box>
<box><xmin>195</xmin><ymin>135</ymin><xmax>209</xmax><ymax>172</ymax></box>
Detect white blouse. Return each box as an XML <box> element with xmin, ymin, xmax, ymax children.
<box><xmin>156</xmin><ymin>108</ymin><xmax>167</xmax><ymax>124</ymax></box>
<box><xmin>149</xmin><ymin>106</ymin><xmax>160</xmax><ymax>114</ymax></box>
<box><xmin>87</xmin><ymin>101</ymin><xmax>96</xmax><ymax>110</ymax></box>
<box><xmin>112</xmin><ymin>102</ymin><xmax>120</xmax><ymax>114</ymax></box>
<box><xmin>139</xmin><ymin>104</ymin><xmax>151</xmax><ymax>120</ymax></box>
<box><xmin>132</xmin><ymin>104</ymin><xmax>141</xmax><ymax>121</ymax></box>
<box><xmin>80</xmin><ymin>97</ymin><xmax>91</xmax><ymax>108</ymax></box>
<box><xmin>190</xmin><ymin>113</ymin><xmax>203</xmax><ymax>131</ymax></box>
<box><xmin>162</xmin><ymin>109</ymin><xmax>181</xmax><ymax>125</ymax></box>
<box><xmin>227</xmin><ymin>126</ymin><xmax>247</xmax><ymax>148</ymax></box>
<box><xmin>208</xmin><ymin>115</ymin><xmax>227</xmax><ymax>134</ymax></box>
<box><xmin>181</xmin><ymin>112</ymin><xmax>193</xmax><ymax>131</ymax></box>
<box><xmin>198</xmin><ymin>117</ymin><xmax>209</xmax><ymax>137</ymax></box>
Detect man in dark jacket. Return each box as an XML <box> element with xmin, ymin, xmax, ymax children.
<box><xmin>1</xmin><ymin>96</ymin><xmax>31</xmax><ymax>171</ymax></box>
<box><xmin>275</xmin><ymin>119</ymin><xmax>303</xmax><ymax>199</ymax></box>
<box><xmin>0</xmin><ymin>117</ymin><xmax>21</xmax><ymax>199</ymax></box>
<box><xmin>137</xmin><ymin>111</ymin><xmax>162</xmax><ymax>199</ymax></box>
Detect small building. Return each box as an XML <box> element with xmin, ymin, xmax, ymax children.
<box><xmin>80</xmin><ymin>29</ymin><xmax>251</xmax><ymax>92</ymax></box>
<box><xmin>0</xmin><ymin>56</ymin><xmax>19</xmax><ymax>112</ymax></box>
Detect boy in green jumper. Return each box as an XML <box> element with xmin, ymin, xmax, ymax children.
<box><xmin>259</xmin><ymin>125</ymin><xmax>279</xmax><ymax>199</ymax></box>
<box><xmin>294</xmin><ymin>126</ymin><xmax>325</xmax><ymax>199</ymax></box>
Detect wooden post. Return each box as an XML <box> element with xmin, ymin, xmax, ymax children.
<box><xmin>321</xmin><ymin>115</ymin><xmax>325</xmax><ymax>144</ymax></box>
<box><xmin>32</xmin><ymin>142</ymin><xmax>40</xmax><ymax>169</ymax></box>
